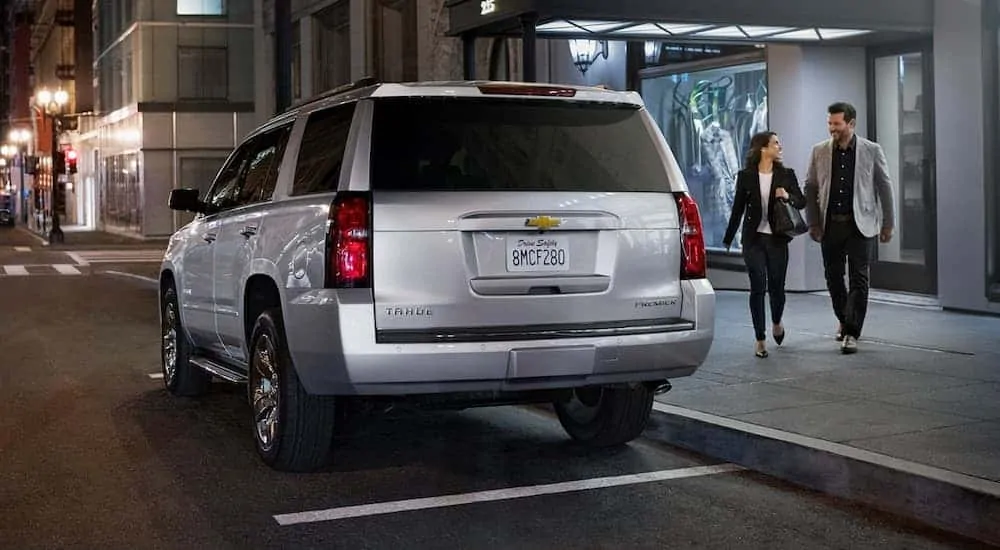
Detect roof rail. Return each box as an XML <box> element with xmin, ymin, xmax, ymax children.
<box><xmin>286</xmin><ymin>76</ymin><xmax>381</xmax><ymax>112</ymax></box>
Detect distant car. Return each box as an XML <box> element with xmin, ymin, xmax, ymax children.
<box><xmin>0</xmin><ymin>209</ymin><xmax>14</xmax><ymax>226</ymax></box>
<box><xmin>160</xmin><ymin>79</ymin><xmax>716</xmax><ymax>472</ymax></box>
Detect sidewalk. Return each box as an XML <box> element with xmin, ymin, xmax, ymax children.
<box><xmin>650</xmin><ymin>290</ymin><xmax>1000</xmax><ymax>544</ymax></box>
<box><xmin>20</xmin><ymin>225</ymin><xmax>169</xmax><ymax>249</ymax></box>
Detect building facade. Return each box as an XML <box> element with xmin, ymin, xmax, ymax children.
<box><xmin>1</xmin><ymin>0</ymin><xmax>93</xmax><ymax>232</ymax></box>
<box><xmin>434</xmin><ymin>0</ymin><xmax>1000</xmax><ymax>316</ymax></box>
<box><xmin>253</xmin><ymin>0</ymin><xmax>505</xmax><ymax>119</ymax></box>
<box><xmin>10</xmin><ymin>0</ymin><xmax>989</xmax><ymax>313</ymax></box>
<box><xmin>67</xmin><ymin>0</ymin><xmax>257</xmax><ymax>238</ymax></box>
<box><xmin>0</xmin><ymin>2</ymin><xmax>34</xmax><ymax>224</ymax></box>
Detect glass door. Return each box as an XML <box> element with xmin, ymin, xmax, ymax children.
<box><xmin>868</xmin><ymin>42</ymin><xmax>937</xmax><ymax>295</ymax></box>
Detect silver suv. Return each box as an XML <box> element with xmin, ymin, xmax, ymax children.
<box><xmin>160</xmin><ymin>79</ymin><xmax>715</xmax><ymax>472</ymax></box>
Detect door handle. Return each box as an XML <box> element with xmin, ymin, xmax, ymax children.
<box><xmin>203</xmin><ymin>232</ymin><xmax>217</xmax><ymax>243</ymax></box>
<box><xmin>240</xmin><ymin>225</ymin><xmax>258</xmax><ymax>238</ymax></box>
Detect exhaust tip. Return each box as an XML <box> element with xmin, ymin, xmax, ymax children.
<box><xmin>653</xmin><ymin>381</ymin><xmax>673</xmax><ymax>395</ymax></box>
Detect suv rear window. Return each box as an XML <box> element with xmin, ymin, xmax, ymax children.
<box><xmin>369</xmin><ymin>98</ymin><xmax>673</xmax><ymax>193</ymax></box>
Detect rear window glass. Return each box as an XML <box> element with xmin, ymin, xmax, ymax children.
<box><xmin>369</xmin><ymin>98</ymin><xmax>673</xmax><ymax>193</ymax></box>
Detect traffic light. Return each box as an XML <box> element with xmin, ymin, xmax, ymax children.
<box><xmin>52</xmin><ymin>150</ymin><xmax>65</xmax><ymax>175</ymax></box>
<box><xmin>66</xmin><ymin>148</ymin><xmax>78</xmax><ymax>174</ymax></box>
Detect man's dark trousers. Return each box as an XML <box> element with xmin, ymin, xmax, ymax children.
<box><xmin>821</xmin><ymin>214</ymin><xmax>875</xmax><ymax>339</ymax></box>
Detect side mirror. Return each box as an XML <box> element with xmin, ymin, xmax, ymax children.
<box><xmin>168</xmin><ymin>188</ymin><xmax>205</xmax><ymax>213</ymax></box>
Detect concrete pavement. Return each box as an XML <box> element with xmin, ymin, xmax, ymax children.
<box><xmin>8</xmin><ymin>220</ymin><xmax>998</xmax><ymax>544</ymax></box>
<box><xmin>17</xmin><ymin>224</ymin><xmax>169</xmax><ymax>249</ymax></box>
<box><xmin>0</xmin><ymin>226</ymin><xmax>164</xmax><ymax>279</ymax></box>
<box><xmin>4</xmin><ymin>273</ymin><xmax>981</xmax><ymax>549</ymax></box>
<box><xmin>651</xmin><ymin>290</ymin><xmax>1000</xmax><ymax>545</ymax></box>
<box><xmin>0</xmin><ymin>228</ymin><xmax>987</xmax><ymax>548</ymax></box>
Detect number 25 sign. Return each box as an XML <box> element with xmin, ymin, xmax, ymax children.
<box><xmin>481</xmin><ymin>0</ymin><xmax>496</xmax><ymax>15</ymax></box>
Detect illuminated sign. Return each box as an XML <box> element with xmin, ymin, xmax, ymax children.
<box><xmin>480</xmin><ymin>0</ymin><xmax>496</xmax><ymax>15</ymax></box>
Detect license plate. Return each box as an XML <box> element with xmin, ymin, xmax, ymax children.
<box><xmin>506</xmin><ymin>234</ymin><xmax>570</xmax><ymax>272</ymax></box>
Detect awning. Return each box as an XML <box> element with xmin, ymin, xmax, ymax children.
<box><xmin>447</xmin><ymin>0</ymin><xmax>933</xmax><ymax>41</ymax></box>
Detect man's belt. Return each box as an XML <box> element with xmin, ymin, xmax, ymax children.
<box><xmin>829</xmin><ymin>213</ymin><xmax>853</xmax><ymax>222</ymax></box>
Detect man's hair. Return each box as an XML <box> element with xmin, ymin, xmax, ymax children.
<box><xmin>828</xmin><ymin>101</ymin><xmax>857</xmax><ymax>123</ymax></box>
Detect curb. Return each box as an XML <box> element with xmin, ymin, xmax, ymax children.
<box><xmin>13</xmin><ymin>225</ymin><xmax>169</xmax><ymax>250</ymax></box>
<box><xmin>646</xmin><ymin>402</ymin><xmax>1000</xmax><ymax>546</ymax></box>
<box><xmin>15</xmin><ymin>226</ymin><xmax>50</xmax><ymax>246</ymax></box>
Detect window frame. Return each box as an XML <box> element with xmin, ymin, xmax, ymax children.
<box><xmin>176</xmin><ymin>46</ymin><xmax>229</xmax><ymax>101</ymax></box>
<box><xmin>985</xmin><ymin>0</ymin><xmax>1000</xmax><ymax>301</ymax></box>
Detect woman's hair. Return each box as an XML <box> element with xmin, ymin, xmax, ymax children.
<box><xmin>744</xmin><ymin>131</ymin><xmax>783</xmax><ymax>171</ymax></box>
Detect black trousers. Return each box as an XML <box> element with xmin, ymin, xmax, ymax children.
<box><xmin>742</xmin><ymin>233</ymin><xmax>789</xmax><ymax>341</ymax></box>
<box><xmin>821</xmin><ymin>218</ymin><xmax>875</xmax><ymax>338</ymax></box>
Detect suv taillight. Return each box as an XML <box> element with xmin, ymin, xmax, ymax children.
<box><xmin>326</xmin><ymin>192</ymin><xmax>371</xmax><ymax>288</ymax></box>
<box><xmin>673</xmin><ymin>192</ymin><xmax>706</xmax><ymax>280</ymax></box>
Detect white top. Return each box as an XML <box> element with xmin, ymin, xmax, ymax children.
<box><xmin>757</xmin><ymin>171</ymin><xmax>774</xmax><ymax>234</ymax></box>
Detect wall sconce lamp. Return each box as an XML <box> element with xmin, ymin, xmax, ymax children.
<box><xmin>644</xmin><ymin>41</ymin><xmax>661</xmax><ymax>64</ymax></box>
<box><xmin>569</xmin><ymin>39</ymin><xmax>609</xmax><ymax>75</ymax></box>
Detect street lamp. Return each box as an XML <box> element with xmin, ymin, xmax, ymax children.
<box><xmin>34</xmin><ymin>87</ymin><xmax>69</xmax><ymax>243</ymax></box>
<box><xmin>9</xmin><ymin>128</ymin><xmax>32</xmax><ymax>224</ymax></box>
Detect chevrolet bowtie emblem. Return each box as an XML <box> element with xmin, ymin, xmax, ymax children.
<box><xmin>525</xmin><ymin>215</ymin><xmax>562</xmax><ymax>231</ymax></box>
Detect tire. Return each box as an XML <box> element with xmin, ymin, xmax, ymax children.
<box><xmin>248</xmin><ymin>308</ymin><xmax>337</xmax><ymax>472</ymax></box>
<box><xmin>554</xmin><ymin>384</ymin><xmax>654</xmax><ymax>447</ymax></box>
<box><xmin>160</xmin><ymin>285</ymin><xmax>211</xmax><ymax>397</ymax></box>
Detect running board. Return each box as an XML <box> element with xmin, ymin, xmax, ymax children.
<box><xmin>191</xmin><ymin>357</ymin><xmax>248</xmax><ymax>383</ymax></box>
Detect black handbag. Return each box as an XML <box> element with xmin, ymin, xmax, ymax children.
<box><xmin>772</xmin><ymin>198</ymin><xmax>808</xmax><ymax>238</ymax></box>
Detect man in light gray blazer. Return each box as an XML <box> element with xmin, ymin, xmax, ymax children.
<box><xmin>804</xmin><ymin>102</ymin><xmax>895</xmax><ymax>354</ymax></box>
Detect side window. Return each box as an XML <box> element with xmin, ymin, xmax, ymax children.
<box><xmin>204</xmin><ymin>147</ymin><xmax>250</xmax><ymax>213</ymax></box>
<box><xmin>237</xmin><ymin>125</ymin><xmax>292</xmax><ymax>205</ymax></box>
<box><xmin>201</xmin><ymin>125</ymin><xmax>292</xmax><ymax>214</ymax></box>
<box><xmin>291</xmin><ymin>102</ymin><xmax>357</xmax><ymax>196</ymax></box>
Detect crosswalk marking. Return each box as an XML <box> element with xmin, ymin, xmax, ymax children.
<box><xmin>3</xmin><ymin>265</ymin><xmax>28</xmax><ymax>276</ymax></box>
<box><xmin>13</xmin><ymin>246</ymin><xmax>31</xmax><ymax>252</ymax></box>
<box><xmin>67</xmin><ymin>249</ymin><xmax>163</xmax><ymax>264</ymax></box>
<box><xmin>53</xmin><ymin>264</ymin><xmax>82</xmax><ymax>275</ymax></box>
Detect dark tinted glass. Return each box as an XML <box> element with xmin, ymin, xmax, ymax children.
<box><xmin>238</xmin><ymin>126</ymin><xmax>291</xmax><ymax>204</ymax></box>
<box><xmin>369</xmin><ymin>98</ymin><xmax>672</xmax><ymax>193</ymax></box>
<box><xmin>292</xmin><ymin>103</ymin><xmax>357</xmax><ymax>195</ymax></box>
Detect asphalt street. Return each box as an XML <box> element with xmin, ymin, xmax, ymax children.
<box><xmin>0</xmin><ymin>227</ymin><xmax>991</xmax><ymax>549</ymax></box>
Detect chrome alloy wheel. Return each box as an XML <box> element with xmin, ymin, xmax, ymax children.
<box><xmin>251</xmin><ymin>334</ymin><xmax>280</xmax><ymax>452</ymax></box>
<box><xmin>161</xmin><ymin>302</ymin><xmax>179</xmax><ymax>386</ymax></box>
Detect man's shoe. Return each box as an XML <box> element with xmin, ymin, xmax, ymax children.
<box><xmin>841</xmin><ymin>335</ymin><xmax>858</xmax><ymax>354</ymax></box>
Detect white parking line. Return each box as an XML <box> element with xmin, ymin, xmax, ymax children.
<box><xmin>102</xmin><ymin>270</ymin><xmax>158</xmax><ymax>286</ymax></box>
<box><xmin>273</xmin><ymin>463</ymin><xmax>743</xmax><ymax>526</ymax></box>
<box><xmin>14</xmin><ymin>246</ymin><xmax>31</xmax><ymax>252</ymax></box>
<box><xmin>53</xmin><ymin>264</ymin><xmax>82</xmax><ymax>275</ymax></box>
<box><xmin>3</xmin><ymin>265</ymin><xmax>28</xmax><ymax>276</ymax></box>
<box><xmin>148</xmin><ymin>373</ymin><xmax>164</xmax><ymax>379</ymax></box>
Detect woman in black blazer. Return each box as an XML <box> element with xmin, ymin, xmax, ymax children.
<box><xmin>723</xmin><ymin>131</ymin><xmax>806</xmax><ymax>358</ymax></box>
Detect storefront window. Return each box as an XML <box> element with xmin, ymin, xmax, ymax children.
<box><xmin>99</xmin><ymin>152</ymin><xmax>141</xmax><ymax>234</ymax></box>
<box><xmin>873</xmin><ymin>52</ymin><xmax>927</xmax><ymax>267</ymax></box>
<box><xmin>990</xmin><ymin>0</ymin><xmax>1000</xmax><ymax>297</ymax></box>
<box><xmin>641</xmin><ymin>59</ymin><xmax>768</xmax><ymax>251</ymax></box>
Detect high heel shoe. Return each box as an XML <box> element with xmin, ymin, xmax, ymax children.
<box><xmin>754</xmin><ymin>342</ymin><xmax>768</xmax><ymax>358</ymax></box>
<box><xmin>773</xmin><ymin>325</ymin><xmax>785</xmax><ymax>346</ymax></box>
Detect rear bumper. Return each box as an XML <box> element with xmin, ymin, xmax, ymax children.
<box><xmin>284</xmin><ymin>279</ymin><xmax>715</xmax><ymax>396</ymax></box>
